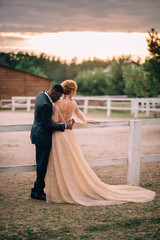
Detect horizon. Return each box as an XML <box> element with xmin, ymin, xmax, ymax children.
<box><xmin>0</xmin><ymin>31</ymin><xmax>153</xmax><ymax>64</ymax></box>
<box><xmin>0</xmin><ymin>0</ymin><xmax>159</xmax><ymax>63</ymax></box>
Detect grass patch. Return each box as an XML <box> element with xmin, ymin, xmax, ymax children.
<box><xmin>0</xmin><ymin>162</ymin><xmax>160</xmax><ymax>239</ymax></box>
<box><xmin>85</xmin><ymin>108</ymin><xmax>160</xmax><ymax>119</ymax></box>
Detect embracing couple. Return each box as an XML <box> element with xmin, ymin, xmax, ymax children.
<box><xmin>30</xmin><ymin>80</ymin><xmax>155</xmax><ymax>206</ymax></box>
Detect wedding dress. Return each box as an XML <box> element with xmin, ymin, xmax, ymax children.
<box><xmin>45</xmin><ymin>99</ymin><xmax>155</xmax><ymax>206</ymax></box>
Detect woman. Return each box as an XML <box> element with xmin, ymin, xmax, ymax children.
<box><xmin>45</xmin><ymin>80</ymin><xmax>155</xmax><ymax>206</ymax></box>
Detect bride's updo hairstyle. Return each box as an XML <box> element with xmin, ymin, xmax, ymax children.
<box><xmin>61</xmin><ymin>80</ymin><xmax>77</xmax><ymax>95</ymax></box>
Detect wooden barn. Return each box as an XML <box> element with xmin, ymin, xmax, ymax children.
<box><xmin>0</xmin><ymin>65</ymin><xmax>52</xmax><ymax>99</ymax></box>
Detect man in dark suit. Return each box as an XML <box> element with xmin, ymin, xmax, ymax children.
<box><xmin>30</xmin><ymin>84</ymin><xmax>74</xmax><ymax>201</ymax></box>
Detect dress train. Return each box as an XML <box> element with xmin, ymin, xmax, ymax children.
<box><xmin>45</xmin><ymin>100</ymin><xmax>155</xmax><ymax>206</ymax></box>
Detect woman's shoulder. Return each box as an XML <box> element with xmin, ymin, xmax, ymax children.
<box><xmin>72</xmin><ymin>100</ymin><xmax>78</xmax><ymax>108</ymax></box>
<box><xmin>71</xmin><ymin>99</ymin><xmax>77</xmax><ymax>105</ymax></box>
<box><xmin>53</xmin><ymin>102</ymin><xmax>59</xmax><ymax>109</ymax></box>
<box><xmin>56</xmin><ymin>99</ymin><xmax>76</xmax><ymax>105</ymax></box>
<box><xmin>55</xmin><ymin>100</ymin><xmax>62</xmax><ymax>106</ymax></box>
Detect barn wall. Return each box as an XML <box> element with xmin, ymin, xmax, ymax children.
<box><xmin>0</xmin><ymin>66</ymin><xmax>52</xmax><ymax>99</ymax></box>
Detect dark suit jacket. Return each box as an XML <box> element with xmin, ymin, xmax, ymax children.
<box><xmin>30</xmin><ymin>91</ymin><xmax>65</xmax><ymax>147</ymax></box>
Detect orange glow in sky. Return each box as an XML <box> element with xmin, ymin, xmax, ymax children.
<box><xmin>1</xmin><ymin>32</ymin><xmax>150</xmax><ymax>62</ymax></box>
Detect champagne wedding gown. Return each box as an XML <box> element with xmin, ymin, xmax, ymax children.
<box><xmin>45</xmin><ymin>99</ymin><xmax>155</xmax><ymax>206</ymax></box>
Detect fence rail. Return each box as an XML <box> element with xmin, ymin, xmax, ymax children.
<box><xmin>0</xmin><ymin>96</ymin><xmax>160</xmax><ymax>118</ymax></box>
<box><xmin>0</xmin><ymin>119</ymin><xmax>160</xmax><ymax>186</ymax></box>
<box><xmin>74</xmin><ymin>96</ymin><xmax>160</xmax><ymax>118</ymax></box>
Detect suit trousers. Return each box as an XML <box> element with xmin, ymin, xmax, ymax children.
<box><xmin>33</xmin><ymin>145</ymin><xmax>51</xmax><ymax>193</ymax></box>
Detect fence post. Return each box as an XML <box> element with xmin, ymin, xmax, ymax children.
<box><xmin>141</xmin><ymin>100</ymin><xmax>145</xmax><ymax>112</ymax></box>
<box><xmin>12</xmin><ymin>98</ymin><xmax>15</xmax><ymax>111</ymax></box>
<box><xmin>127</xmin><ymin>120</ymin><xmax>141</xmax><ymax>185</ymax></box>
<box><xmin>146</xmin><ymin>101</ymin><xmax>150</xmax><ymax>117</ymax></box>
<box><xmin>27</xmin><ymin>99</ymin><xmax>30</xmax><ymax>112</ymax></box>
<box><xmin>131</xmin><ymin>100</ymin><xmax>134</xmax><ymax>115</ymax></box>
<box><xmin>134</xmin><ymin>99</ymin><xmax>138</xmax><ymax>118</ymax></box>
<box><xmin>152</xmin><ymin>101</ymin><xmax>155</xmax><ymax>109</ymax></box>
<box><xmin>107</xmin><ymin>98</ymin><xmax>111</xmax><ymax>117</ymax></box>
<box><xmin>84</xmin><ymin>98</ymin><xmax>88</xmax><ymax>114</ymax></box>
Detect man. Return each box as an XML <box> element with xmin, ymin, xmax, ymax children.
<box><xmin>30</xmin><ymin>84</ymin><xmax>74</xmax><ymax>201</ymax></box>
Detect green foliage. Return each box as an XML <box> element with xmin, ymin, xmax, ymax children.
<box><xmin>121</xmin><ymin>28</ymin><xmax>160</xmax><ymax>98</ymax></box>
<box><xmin>36</xmin><ymin>54</ymin><xmax>68</xmax><ymax>82</ymax></box>
<box><xmin>0</xmin><ymin>52</ymin><xmax>10</xmax><ymax>67</ymax></box>
<box><xmin>123</xmin><ymin>64</ymin><xmax>145</xmax><ymax>97</ymax></box>
<box><xmin>0</xmin><ymin>52</ymin><xmax>18</xmax><ymax>68</ymax></box>
<box><xmin>0</xmin><ymin>52</ymin><xmax>110</xmax><ymax>85</ymax></box>
<box><xmin>146</xmin><ymin>28</ymin><xmax>160</xmax><ymax>59</ymax></box>
<box><xmin>15</xmin><ymin>55</ymin><xmax>47</xmax><ymax>78</ymax></box>
<box><xmin>78</xmin><ymin>57</ymin><xmax>110</xmax><ymax>72</ymax></box>
<box><xmin>75</xmin><ymin>57</ymin><xmax>132</xmax><ymax>96</ymax></box>
<box><xmin>123</xmin><ymin>60</ymin><xmax>160</xmax><ymax>97</ymax></box>
<box><xmin>75</xmin><ymin>68</ymin><xmax>108</xmax><ymax>95</ymax></box>
<box><xmin>142</xmin><ymin>58</ymin><xmax>160</xmax><ymax>96</ymax></box>
<box><xmin>0</xmin><ymin>35</ymin><xmax>159</xmax><ymax>97</ymax></box>
<box><xmin>105</xmin><ymin>58</ymin><xmax>126</xmax><ymax>95</ymax></box>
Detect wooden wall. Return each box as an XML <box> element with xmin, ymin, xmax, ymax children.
<box><xmin>0</xmin><ymin>65</ymin><xmax>52</xmax><ymax>99</ymax></box>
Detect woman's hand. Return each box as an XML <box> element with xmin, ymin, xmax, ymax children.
<box><xmin>87</xmin><ymin>119</ymin><xmax>96</xmax><ymax>124</ymax></box>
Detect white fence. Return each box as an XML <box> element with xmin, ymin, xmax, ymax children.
<box><xmin>0</xmin><ymin>97</ymin><xmax>35</xmax><ymax>112</ymax></box>
<box><xmin>0</xmin><ymin>96</ymin><xmax>160</xmax><ymax>118</ymax></box>
<box><xmin>0</xmin><ymin>119</ymin><xmax>160</xmax><ymax>186</ymax></box>
<box><xmin>74</xmin><ymin>96</ymin><xmax>160</xmax><ymax>118</ymax></box>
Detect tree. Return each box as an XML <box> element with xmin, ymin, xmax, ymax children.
<box><xmin>123</xmin><ymin>62</ymin><xmax>160</xmax><ymax>97</ymax></box>
<box><xmin>105</xmin><ymin>57</ymin><xmax>130</xmax><ymax>95</ymax></box>
<box><xmin>15</xmin><ymin>55</ymin><xmax>47</xmax><ymax>78</ymax></box>
<box><xmin>75</xmin><ymin>68</ymin><xmax>108</xmax><ymax>95</ymax></box>
<box><xmin>123</xmin><ymin>64</ymin><xmax>148</xmax><ymax>97</ymax></box>
<box><xmin>144</xmin><ymin>28</ymin><xmax>160</xmax><ymax>96</ymax></box>
<box><xmin>0</xmin><ymin>52</ymin><xmax>18</xmax><ymax>68</ymax></box>
<box><xmin>0</xmin><ymin>51</ymin><xmax>112</xmax><ymax>83</ymax></box>
<box><xmin>146</xmin><ymin>28</ymin><xmax>160</xmax><ymax>59</ymax></box>
<box><xmin>142</xmin><ymin>58</ymin><xmax>160</xmax><ymax>96</ymax></box>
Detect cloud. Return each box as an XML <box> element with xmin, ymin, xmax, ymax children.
<box><xmin>0</xmin><ymin>36</ymin><xmax>25</xmax><ymax>46</ymax></box>
<box><xmin>0</xmin><ymin>34</ymin><xmax>30</xmax><ymax>48</ymax></box>
<box><xmin>0</xmin><ymin>0</ymin><xmax>160</xmax><ymax>33</ymax></box>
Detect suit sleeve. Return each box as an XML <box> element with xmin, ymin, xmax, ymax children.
<box><xmin>41</xmin><ymin>103</ymin><xmax>65</xmax><ymax>132</ymax></box>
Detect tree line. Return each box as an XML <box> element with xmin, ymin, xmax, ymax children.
<box><xmin>0</xmin><ymin>28</ymin><xmax>160</xmax><ymax>97</ymax></box>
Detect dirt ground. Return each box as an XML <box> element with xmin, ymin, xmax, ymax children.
<box><xmin>0</xmin><ymin>110</ymin><xmax>160</xmax><ymax>239</ymax></box>
<box><xmin>0</xmin><ymin>110</ymin><xmax>160</xmax><ymax>167</ymax></box>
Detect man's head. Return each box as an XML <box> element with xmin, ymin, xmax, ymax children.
<box><xmin>47</xmin><ymin>84</ymin><xmax>64</xmax><ymax>102</ymax></box>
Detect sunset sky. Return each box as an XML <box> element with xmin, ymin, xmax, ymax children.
<box><xmin>0</xmin><ymin>0</ymin><xmax>160</xmax><ymax>63</ymax></box>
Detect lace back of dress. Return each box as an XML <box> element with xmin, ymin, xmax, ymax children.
<box><xmin>52</xmin><ymin>100</ymin><xmax>87</xmax><ymax>125</ymax></box>
<box><xmin>52</xmin><ymin>101</ymin><xmax>75</xmax><ymax>124</ymax></box>
<box><xmin>52</xmin><ymin>104</ymin><xmax>64</xmax><ymax>124</ymax></box>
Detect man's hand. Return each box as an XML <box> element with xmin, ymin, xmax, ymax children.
<box><xmin>65</xmin><ymin>119</ymin><xmax>75</xmax><ymax>129</ymax></box>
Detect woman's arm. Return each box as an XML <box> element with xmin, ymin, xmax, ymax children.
<box><xmin>73</xmin><ymin>101</ymin><xmax>96</xmax><ymax>124</ymax></box>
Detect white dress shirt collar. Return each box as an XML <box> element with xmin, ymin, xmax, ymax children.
<box><xmin>44</xmin><ymin>91</ymin><xmax>53</xmax><ymax>103</ymax></box>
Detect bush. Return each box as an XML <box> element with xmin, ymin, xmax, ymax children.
<box><xmin>75</xmin><ymin>68</ymin><xmax>108</xmax><ymax>95</ymax></box>
<box><xmin>123</xmin><ymin>60</ymin><xmax>160</xmax><ymax>97</ymax></box>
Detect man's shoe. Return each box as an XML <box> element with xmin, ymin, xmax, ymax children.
<box><xmin>31</xmin><ymin>190</ymin><xmax>46</xmax><ymax>201</ymax></box>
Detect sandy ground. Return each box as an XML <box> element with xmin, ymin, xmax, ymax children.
<box><xmin>0</xmin><ymin>110</ymin><xmax>160</xmax><ymax>167</ymax></box>
<box><xmin>0</xmin><ymin>110</ymin><xmax>160</xmax><ymax>240</ymax></box>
